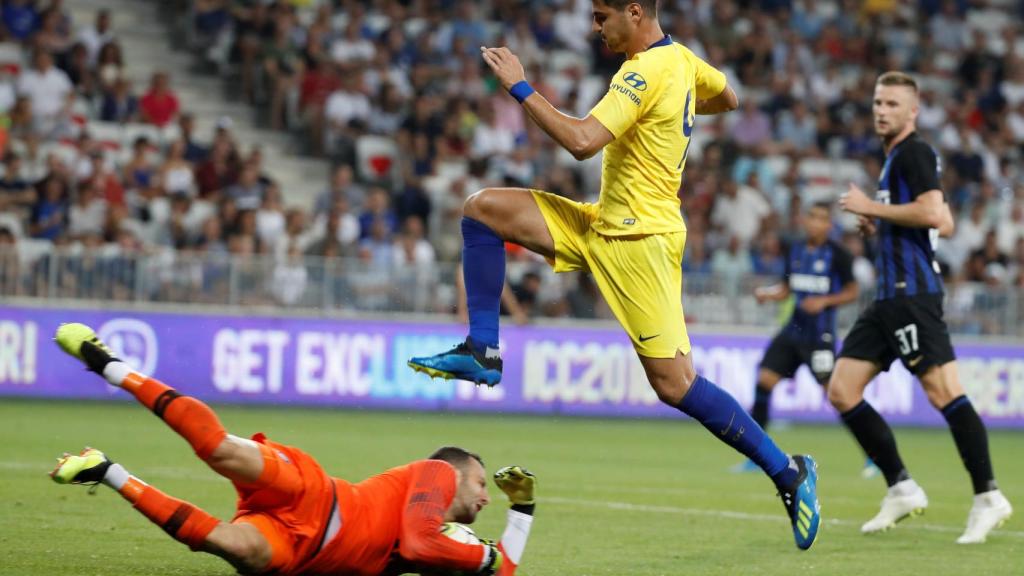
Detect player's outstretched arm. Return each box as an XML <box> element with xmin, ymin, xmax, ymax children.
<box><xmin>840</xmin><ymin>184</ymin><xmax>949</xmax><ymax>230</ymax></box>
<box><xmin>400</xmin><ymin>461</ymin><xmax>504</xmax><ymax>574</ymax></box>
<box><xmin>492</xmin><ymin>466</ymin><xmax>537</xmax><ymax>576</ymax></box>
<box><xmin>480</xmin><ymin>46</ymin><xmax>613</xmax><ymax>160</ymax></box>
<box><xmin>695</xmin><ymin>84</ymin><xmax>739</xmax><ymax>115</ymax></box>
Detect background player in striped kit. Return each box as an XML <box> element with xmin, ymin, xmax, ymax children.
<box><xmin>735</xmin><ymin>202</ymin><xmax>858</xmax><ymax>472</ymax></box>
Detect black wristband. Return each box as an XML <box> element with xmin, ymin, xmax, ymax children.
<box><xmin>510</xmin><ymin>503</ymin><xmax>535</xmax><ymax>515</ymax></box>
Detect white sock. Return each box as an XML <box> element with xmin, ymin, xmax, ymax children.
<box><xmin>101</xmin><ymin>463</ymin><xmax>130</xmax><ymax>490</ymax></box>
<box><xmin>102</xmin><ymin>362</ymin><xmax>131</xmax><ymax>387</ymax></box>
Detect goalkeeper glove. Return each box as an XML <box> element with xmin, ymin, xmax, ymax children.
<box><xmin>478</xmin><ymin>539</ymin><xmax>504</xmax><ymax>575</ymax></box>
<box><xmin>494</xmin><ymin>465</ymin><xmax>536</xmax><ymax>506</ymax></box>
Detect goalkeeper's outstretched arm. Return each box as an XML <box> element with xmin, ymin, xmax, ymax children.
<box><xmin>492</xmin><ymin>466</ymin><xmax>537</xmax><ymax>576</ymax></box>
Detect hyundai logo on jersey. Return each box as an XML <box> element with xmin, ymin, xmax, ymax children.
<box><xmin>623</xmin><ymin>72</ymin><xmax>647</xmax><ymax>91</ymax></box>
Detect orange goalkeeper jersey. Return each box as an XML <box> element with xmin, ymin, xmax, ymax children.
<box><xmin>295</xmin><ymin>459</ymin><xmax>490</xmax><ymax>575</ymax></box>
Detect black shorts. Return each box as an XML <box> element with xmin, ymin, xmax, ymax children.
<box><xmin>839</xmin><ymin>294</ymin><xmax>956</xmax><ymax>375</ymax></box>
<box><xmin>760</xmin><ymin>332</ymin><xmax>836</xmax><ymax>384</ymax></box>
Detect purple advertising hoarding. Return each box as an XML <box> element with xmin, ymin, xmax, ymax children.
<box><xmin>1</xmin><ymin>305</ymin><xmax>1023</xmax><ymax>427</ymax></box>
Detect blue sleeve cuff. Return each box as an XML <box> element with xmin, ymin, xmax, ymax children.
<box><xmin>508</xmin><ymin>81</ymin><xmax>535</xmax><ymax>104</ymax></box>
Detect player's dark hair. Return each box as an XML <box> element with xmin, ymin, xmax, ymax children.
<box><xmin>808</xmin><ymin>201</ymin><xmax>832</xmax><ymax>213</ymax></box>
<box><xmin>429</xmin><ymin>446</ymin><xmax>485</xmax><ymax>469</ymax></box>
<box><xmin>877</xmin><ymin>71</ymin><xmax>918</xmax><ymax>93</ymax></box>
<box><xmin>600</xmin><ymin>0</ymin><xmax>659</xmax><ymax>15</ymax></box>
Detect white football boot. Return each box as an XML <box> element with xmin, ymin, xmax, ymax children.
<box><xmin>956</xmin><ymin>490</ymin><xmax>1013</xmax><ymax>544</ymax></box>
<box><xmin>861</xmin><ymin>478</ymin><xmax>929</xmax><ymax>534</ymax></box>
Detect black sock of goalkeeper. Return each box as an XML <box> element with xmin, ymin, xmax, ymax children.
<box><xmin>751</xmin><ymin>383</ymin><xmax>772</xmax><ymax>430</ymax></box>
<box><xmin>840</xmin><ymin>400</ymin><xmax>909</xmax><ymax>487</ymax></box>
<box><xmin>942</xmin><ymin>395</ymin><xmax>997</xmax><ymax>494</ymax></box>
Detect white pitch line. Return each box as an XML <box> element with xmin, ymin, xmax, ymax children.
<box><xmin>547</xmin><ymin>496</ymin><xmax>1024</xmax><ymax>539</ymax></box>
<box><xmin>11</xmin><ymin>461</ymin><xmax>1022</xmax><ymax>539</ymax></box>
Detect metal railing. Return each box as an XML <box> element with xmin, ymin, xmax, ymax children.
<box><xmin>1</xmin><ymin>247</ymin><xmax>1021</xmax><ymax>337</ymax></box>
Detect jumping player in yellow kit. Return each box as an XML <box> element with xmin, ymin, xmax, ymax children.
<box><xmin>409</xmin><ymin>0</ymin><xmax>821</xmax><ymax>549</ymax></box>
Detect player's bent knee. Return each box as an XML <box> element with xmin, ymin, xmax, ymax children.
<box><xmin>826</xmin><ymin>380</ymin><xmax>860</xmax><ymax>413</ymax></box>
<box><xmin>463</xmin><ymin>188</ymin><xmax>501</xmax><ymax>224</ymax></box>
<box><xmin>650</xmin><ymin>374</ymin><xmax>692</xmax><ymax>406</ymax></box>
<box><xmin>213</xmin><ymin>524</ymin><xmax>272</xmax><ymax>574</ymax></box>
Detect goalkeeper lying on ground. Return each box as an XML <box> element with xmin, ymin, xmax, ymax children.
<box><xmin>49</xmin><ymin>323</ymin><xmax>536</xmax><ymax>575</ymax></box>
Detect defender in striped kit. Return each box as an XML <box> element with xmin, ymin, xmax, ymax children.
<box><xmin>833</xmin><ymin>71</ymin><xmax>1012</xmax><ymax>543</ymax></box>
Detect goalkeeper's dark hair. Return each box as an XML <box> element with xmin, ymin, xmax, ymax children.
<box><xmin>600</xmin><ymin>0</ymin><xmax>659</xmax><ymax>14</ymax></box>
<box><xmin>429</xmin><ymin>446</ymin><xmax>485</xmax><ymax>470</ymax></box>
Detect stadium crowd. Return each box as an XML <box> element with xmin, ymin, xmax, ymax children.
<box><xmin>1</xmin><ymin>0</ymin><xmax>1023</xmax><ymax>332</ymax></box>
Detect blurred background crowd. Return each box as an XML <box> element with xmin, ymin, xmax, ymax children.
<box><xmin>1</xmin><ymin>0</ymin><xmax>1023</xmax><ymax>335</ymax></box>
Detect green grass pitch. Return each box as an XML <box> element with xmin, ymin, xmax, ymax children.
<box><xmin>2</xmin><ymin>399</ymin><xmax>1021</xmax><ymax>575</ymax></box>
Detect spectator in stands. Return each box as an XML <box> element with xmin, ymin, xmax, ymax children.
<box><xmin>159</xmin><ymin>139</ymin><xmax>196</xmax><ymax>197</ymax></box>
<box><xmin>298</xmin><ymin>58</ymin><xmax>340</xmax><ymax>155</ymax></box>
<box><xmin>729</xmin><ymin>99</ymin><xmax>773</xmax><ymax>152</ymax></box>
<box><xmin>225</xmin><ymin>162</ymin><xmax>264</xmax><ymax>211</ymax></box>
<box><xmin>139</xmin><ymin>71</ymin><xmax>180</xmax><ymax>127</ymax></box>
<box><xmin>30</xmin><ymin>175</ymin><xmax>69</xmax><ymax>240</ymax></box>
<box><xmin>61</xmin><ymin>42</ymin><xmax>95</xmax><ymax>98</ymax></box>
<box><xmin>195</xmin><ymin>137</ymin><xmax>238</xmax><ymax>198</ymax></box>
<box><xmin>324</xmin><ymin>70</ymin><xmax>370</xmax><ymax>160</ymax></box>
<box><xmin>359</xmin><ymin>215</ymin><xmax>395</xmax><ymax>269</ymax></box>
<box><xmin>711</xmin><ymin>177</ymin><xmax>772</xmax><ymax>248</ymax></box>
<box><xmin>0</xmin><ymin>152</ymin><xmax>36</xmax><ymax>220</ymax></box>
<box><xmin>95</xmin><ymin>41</ymin><xmax>125</xmax><ymax>93</ymax></box>
<box><xmin>256</xmin><ymin>183</ymin><xmax>285</xmax><ymax>249</ymax></box>
<box><xmin>17</xmin><ymin>49</ymin><xmax>73</xmax><ymax>140</ymax></box>
<box><xmin>37</xmin><ymin>6</ymin><xmax>73</xmax><ymax>56</ymax></box>
<box><xmin>471</xmin><ymin>101</ymin><xmax>516</xmax><ymax>160</ymax></box>
<box><xmin>306</xmin><ymin>199</ymin><xmax>358</xmax><ymax>258</ymax></box>
<box><xmin>510</xmin><ymin>271</ymin><xmax>543</xmax><ymax>318</ymax></box>
<box><xmin>776</xmin><ymin>101</ymin><xmax>818</xmax><ymax>153</ymax></box>
<box><xmin>315</xmin><ymin>164</ymin><xmax>365</xmax><ymax>213</ymax></box>
<box><xmin>393</xmin><ymin>215</ymin><xmax>434</xmax><ymax>269</ymax></box>
<box><xmin>86</xmin><ymin>149</ymin><xmax>124</xmax><ymax>207</ymax></box>
<box><xmin>263</xmin><ymin>17</ymin><xmax>302</xmax><ymax>130</ymax></box>
<box><xmin>996</xmin><ymin>201</ymin><xmax>1024</xmax><ymax>254</ymax></box>
<box><xmin>99</xmin><ymin>77</ymin><xmax>136</xmax><ymax>122</ymax></box>
<box><xmin>2</xmin><ymin>0</ymin><xmax>38</xmax><ymax>42</ymax></box>
<box><xmin>711</xmin><ymin>236</ymin><xmax>754</xmax><ymax>298</ymax></box>
<box><xmin>271</xmin><ymin>241</ymin><xmax>308</xmax><ymax>306</ymax></box>
<box><xmin>330</xmin><ymin>19</ymin><xmax>374</xmax><ymax>65</ymax></box>
<box><xmin>122</xmin><ymin>137</ymin><xmax>155</xmax><ymax>192</ymax></box>
<box><xmin>0</xmin><ymin>226</ymin><xmax>20</xmax><ymax>295</ymax></box>
<box><xmin>177</xmin><ymin>113</ymin><xmax>208</xmax><ymax>162</ymax></box>
<box><xmin>752</xmin><ymin>233</ymin><xmax>786</xmax><ymax>276</ymax></box>
<box><xmin>77</xmin><ymin>8</ymin><xmax>112</xmax><ymax>65</ymax></box>
<box><xmin>67</xmin><ymin>180</ymin><xmax>107</xmax><ymax>239</ymax></box>
<box><xmin>971</xmin><ymin>230</ymin><xmax>1011</xmax><ymax>285</ymax></box>
<box><xmin>358</xmin><ymin>186</ymin><xmax>397</xmax><ymax>241</ymax></box>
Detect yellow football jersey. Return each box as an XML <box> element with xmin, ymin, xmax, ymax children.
<box><xmin>589</xmin><ymin>37</ymin><xmax>727</xmax><ymax>236</ymax></box>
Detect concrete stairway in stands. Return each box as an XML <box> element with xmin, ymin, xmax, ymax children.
<box><xmin>65</xmin><ymin>0</ymin><xmax>329</xmax><ymax>209</ymax></box>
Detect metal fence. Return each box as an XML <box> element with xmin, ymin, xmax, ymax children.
<box><xmin>1</xmin><ymin>247</ymin><xmax>1021</xmax><ymax>337</ymax></box>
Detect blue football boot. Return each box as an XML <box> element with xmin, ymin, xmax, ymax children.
<box><xmin>779</xmin><ymin>455</ymin><xmax>821</xmax><ymax>550</ymax></box>
<box><xmin>407</xmin><ymin>337</ymin><xmax>502</xmax><ymax>387</ymax></box>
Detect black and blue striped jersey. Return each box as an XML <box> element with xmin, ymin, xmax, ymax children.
<box><xmin>782</xmin><ymin>239</ymin><xmax>854</xmax><ymax>342</ymax></box>
<box><xmin>874</xmin><ymin>132</ymin><xmax>944</xmax><ymax>300</ymax></box>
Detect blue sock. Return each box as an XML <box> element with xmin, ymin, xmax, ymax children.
<box><xmin>461</xmin><ymin>217</ymin><xmax>505</xmax><ymax>350</ymax></box>
<box><xmin>678</xmin><ymin>376</ymin><xmax>796</xmax><ymax>488</ymax></box>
